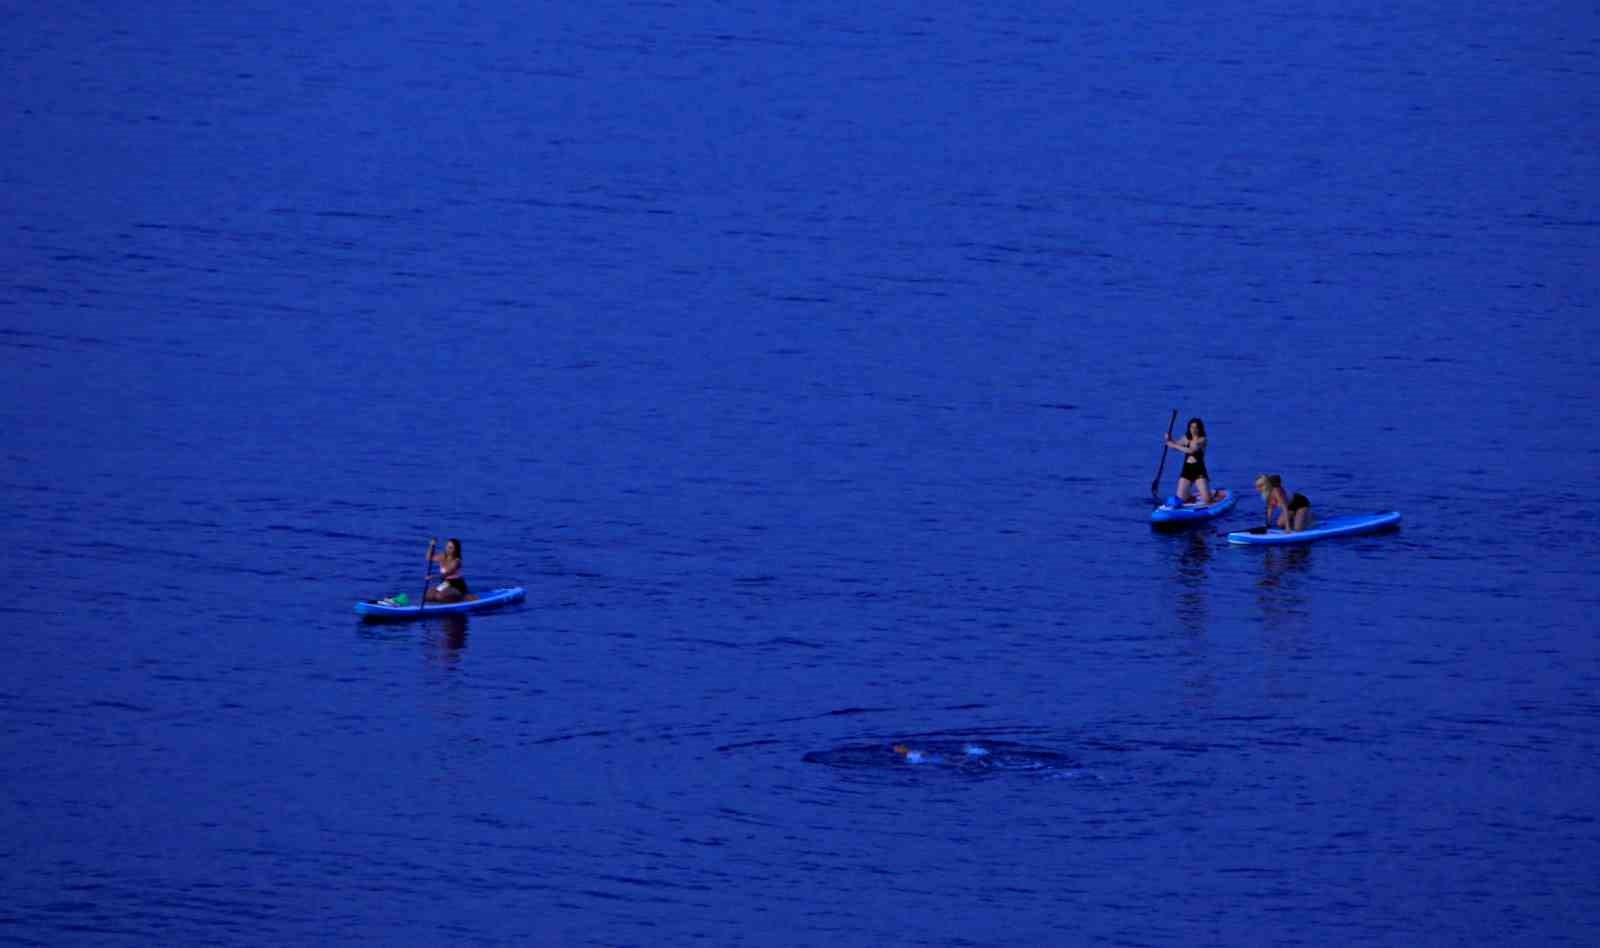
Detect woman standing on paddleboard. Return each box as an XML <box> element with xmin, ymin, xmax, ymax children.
<box><xmin>1163</xmin><ymin>417</ymin><xmax>1219</xmax><ymax>505</ymax></box>
<box><xmin>425</xmin><ymin>538</ymin><xmax>470</xmax><ymax>602</ymax></box>
<box><xmin>1255</xmin><ymin>474</ymin><xmax>1313</xmax><ymax>532</ymax></box>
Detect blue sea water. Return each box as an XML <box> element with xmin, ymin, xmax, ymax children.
<box><xmin>5</xmin><ymin>1</ymin><xmax>1599</xmax><ymax>944</ymax></box>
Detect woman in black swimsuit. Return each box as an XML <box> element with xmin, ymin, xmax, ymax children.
<box><xmin>1254</xmin><ymin>474</ymin><xmax>1313</xmax><ymax>532</ymax></box>
<box><xmin>1163</xmin><ymin>417</ymin><xmax>1221</xmax><ymax>505</ymax></box>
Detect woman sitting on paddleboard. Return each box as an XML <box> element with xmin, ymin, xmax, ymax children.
<box><xmin>1255</xmin><ymin>474</ymin><xmax>1313</xmax><ymax>532</ymax></box>
<box><xmin>1163</xmin><ymin>417</ymin><xmax>1221</xmax><ymax>505</ymax></box>
<box><xmin>425</xmin><ymin>538</ymin><xmax>470</xmax><ymax>602</ymax></box>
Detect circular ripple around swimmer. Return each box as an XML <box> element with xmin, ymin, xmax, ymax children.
<box><xmin>802</xmin><ymin>739</ymin><xmax>1087</xmax><ymax>782</ymax></box>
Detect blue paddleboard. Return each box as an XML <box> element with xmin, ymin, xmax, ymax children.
<box><xmin>355</xmin><ymin>586</ymin><xmax>525</xmax><ymax>619</ymax></box>
<box><xmin>1151</xmin><ymin>490</ymin><xmax>1237</xmax><ymax>527</ymax></box>
<box><xmin>1226</xmin><ymin>512</ymin><xmax>1401</xmax><ymax>545</ymax></box>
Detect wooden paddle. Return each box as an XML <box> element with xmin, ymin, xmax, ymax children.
<box><xmin>419</xmin><ymin>538</ymin><xmax>436</xmax><ymax>613</ymax></box>
<box><xmin>1151</xmin><ymin>408</ymin><xmax>1177</xmax><ymax>499</ymax></box>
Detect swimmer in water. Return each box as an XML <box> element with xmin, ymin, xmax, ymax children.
<box><xmin>893</xmin><ymin>743</ymin><xmax>990</xmax><ymax>764</ymax></box>
<box><xmin>893</xmin><ymin>744</ymin><xmax>945</xmax><ymax>764</ymax></box>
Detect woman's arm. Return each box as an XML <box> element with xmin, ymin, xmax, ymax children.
<box><xmin>1163</xmin><ymin>435</ymin><xmax>1201</xmax><ymax>455</ymax></box>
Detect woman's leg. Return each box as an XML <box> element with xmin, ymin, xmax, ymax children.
<box><xmin>1195</xmin><ymin>477</ymin><xmax>1212</xmax><ymax>504</ymax></box>
<box><xmin>1175</xmin><ymin>477</ymin><xmax>1193</xmax><ymax>503</ymax></box>
<box><xmin>1293</xmin><ymin>507</ymin><xmax>1313</xmax><ymax>531</ymax></box>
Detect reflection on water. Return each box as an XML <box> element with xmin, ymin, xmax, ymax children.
<box><xmin>425</xmin><ymin>615</ymin><xmax>469</xmax><ymax>667</ymax></box>
<box><xmin>1256</xmin><ymin>545</ymin><xmax>1312</xmax><ymax>630</ymax></box>
<box><xmin>1167</xmin><ymin>530</ymin><xmax>1213</xmax><ymax>628</ymax></box>
<box><xmin>1176</xmin><ymin>530</ymin><xmax>1212</xmax><ymax>580</ymax></box>
<box><xmin>1256</xmin><ymin>546</ymin><xmax>1314</xmax><ymax>699</ymax></box>
<box><xmin>1167</xmin><ymin>531</ymin><xmax>1216</xmax><ymax>708</ymax></box>
<box><xmin>358</xmin><ymin>614</ymin><xmax>471</xmax><ymax>669</ymax></box>
<box><xmin>1259</xmin><ymin>545</ymin><xmax>1312</xmax><ymax>587</ymax></box>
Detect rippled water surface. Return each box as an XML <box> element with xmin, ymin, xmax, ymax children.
<box><xmin>5</xmin><ymin>2</ymin><xmax>1599</xmax><ymax>944</ymax></box>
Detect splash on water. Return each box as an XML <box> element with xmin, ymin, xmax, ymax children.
<box><xmin>803</xmin><ymin>739</ymin><xmax>1087</xmax><ymax>780</ymax></box>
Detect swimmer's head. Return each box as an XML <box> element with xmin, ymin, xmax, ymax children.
<box><xmin>892</xmin><ymin>744</ymin><xmax>910</xmax><ymax>756</ymax></box>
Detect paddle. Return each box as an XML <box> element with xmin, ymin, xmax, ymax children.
<box><xmin>419</xmin><ymin>538</ymin><xmax>436</xmax><ymax>613</ymax></box>
<box><xmin>1214</xmin><ymin>525</ymin><xmax>1269</xmax><ymax>538</ymax></box>
<box><xmin>1151</xmin><ymin>408</ymin><xmax>1177</xmax><ymax>499</ymax></box>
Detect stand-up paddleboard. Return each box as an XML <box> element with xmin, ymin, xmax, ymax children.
<box><xmin>1227</xmin><ymin>512</ymin><xmax>1401</xmax><ymax>545</ymax></box>
<box><xmin>1151</xmin><ymin>490</ymin><xmax>1237</xmax><ymax>528</ymax></box>
<box><xmin>355</xmin><ymin>586</ymin><xmax>525</xmax><ymax>620</ymax></box>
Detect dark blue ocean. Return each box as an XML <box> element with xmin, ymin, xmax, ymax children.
<box><xmin>6</xmin><ymin>2</ymin><xmax>1599</xmax><ymax>944</ymax></box>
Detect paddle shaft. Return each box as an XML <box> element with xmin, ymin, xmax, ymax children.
<box><xmin>1151</xmin><ymin>409</ymin><xmax>1177</xmax><ymax>497</ymax></box>
<box><xmin>420</xmin><ymin>539</ymin><xmax>436</xmax><ymax>613</ymax></box>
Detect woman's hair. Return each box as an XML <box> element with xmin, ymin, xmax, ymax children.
<box><xmin>1187</xmin><ymin>417</ymin><xmax>1206</xmax><ymax>438</ymax></box>
<box><xmin>446</xmin><ymin>538</ymin><xmax>463</xmax><ymax>557</ymax></box>
<box><xmin>1254</xmin><ymin>473</ymin><xmax>1283</xmax><ymax>494</ymax></box>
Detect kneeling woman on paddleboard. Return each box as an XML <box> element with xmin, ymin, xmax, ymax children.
<box><xmin>1255</xmin><ymin>474</ymin><xmax>1313</xmax><ymax>532</ymax></box>
<box><xmin>1163</xmin><ymin>417</ymin><xmax>1219</xmax><ymax>504</ymax></box>
<box><xmin>426</xmin><ymin>538</ymin><xmax>470</xmax><ymax>602</ymax></box>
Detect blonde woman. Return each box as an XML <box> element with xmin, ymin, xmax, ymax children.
<box><xmin>1254</xmin><ymin>474</ymin><xmax>1313</xmax><ymax>532</ymax></box>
